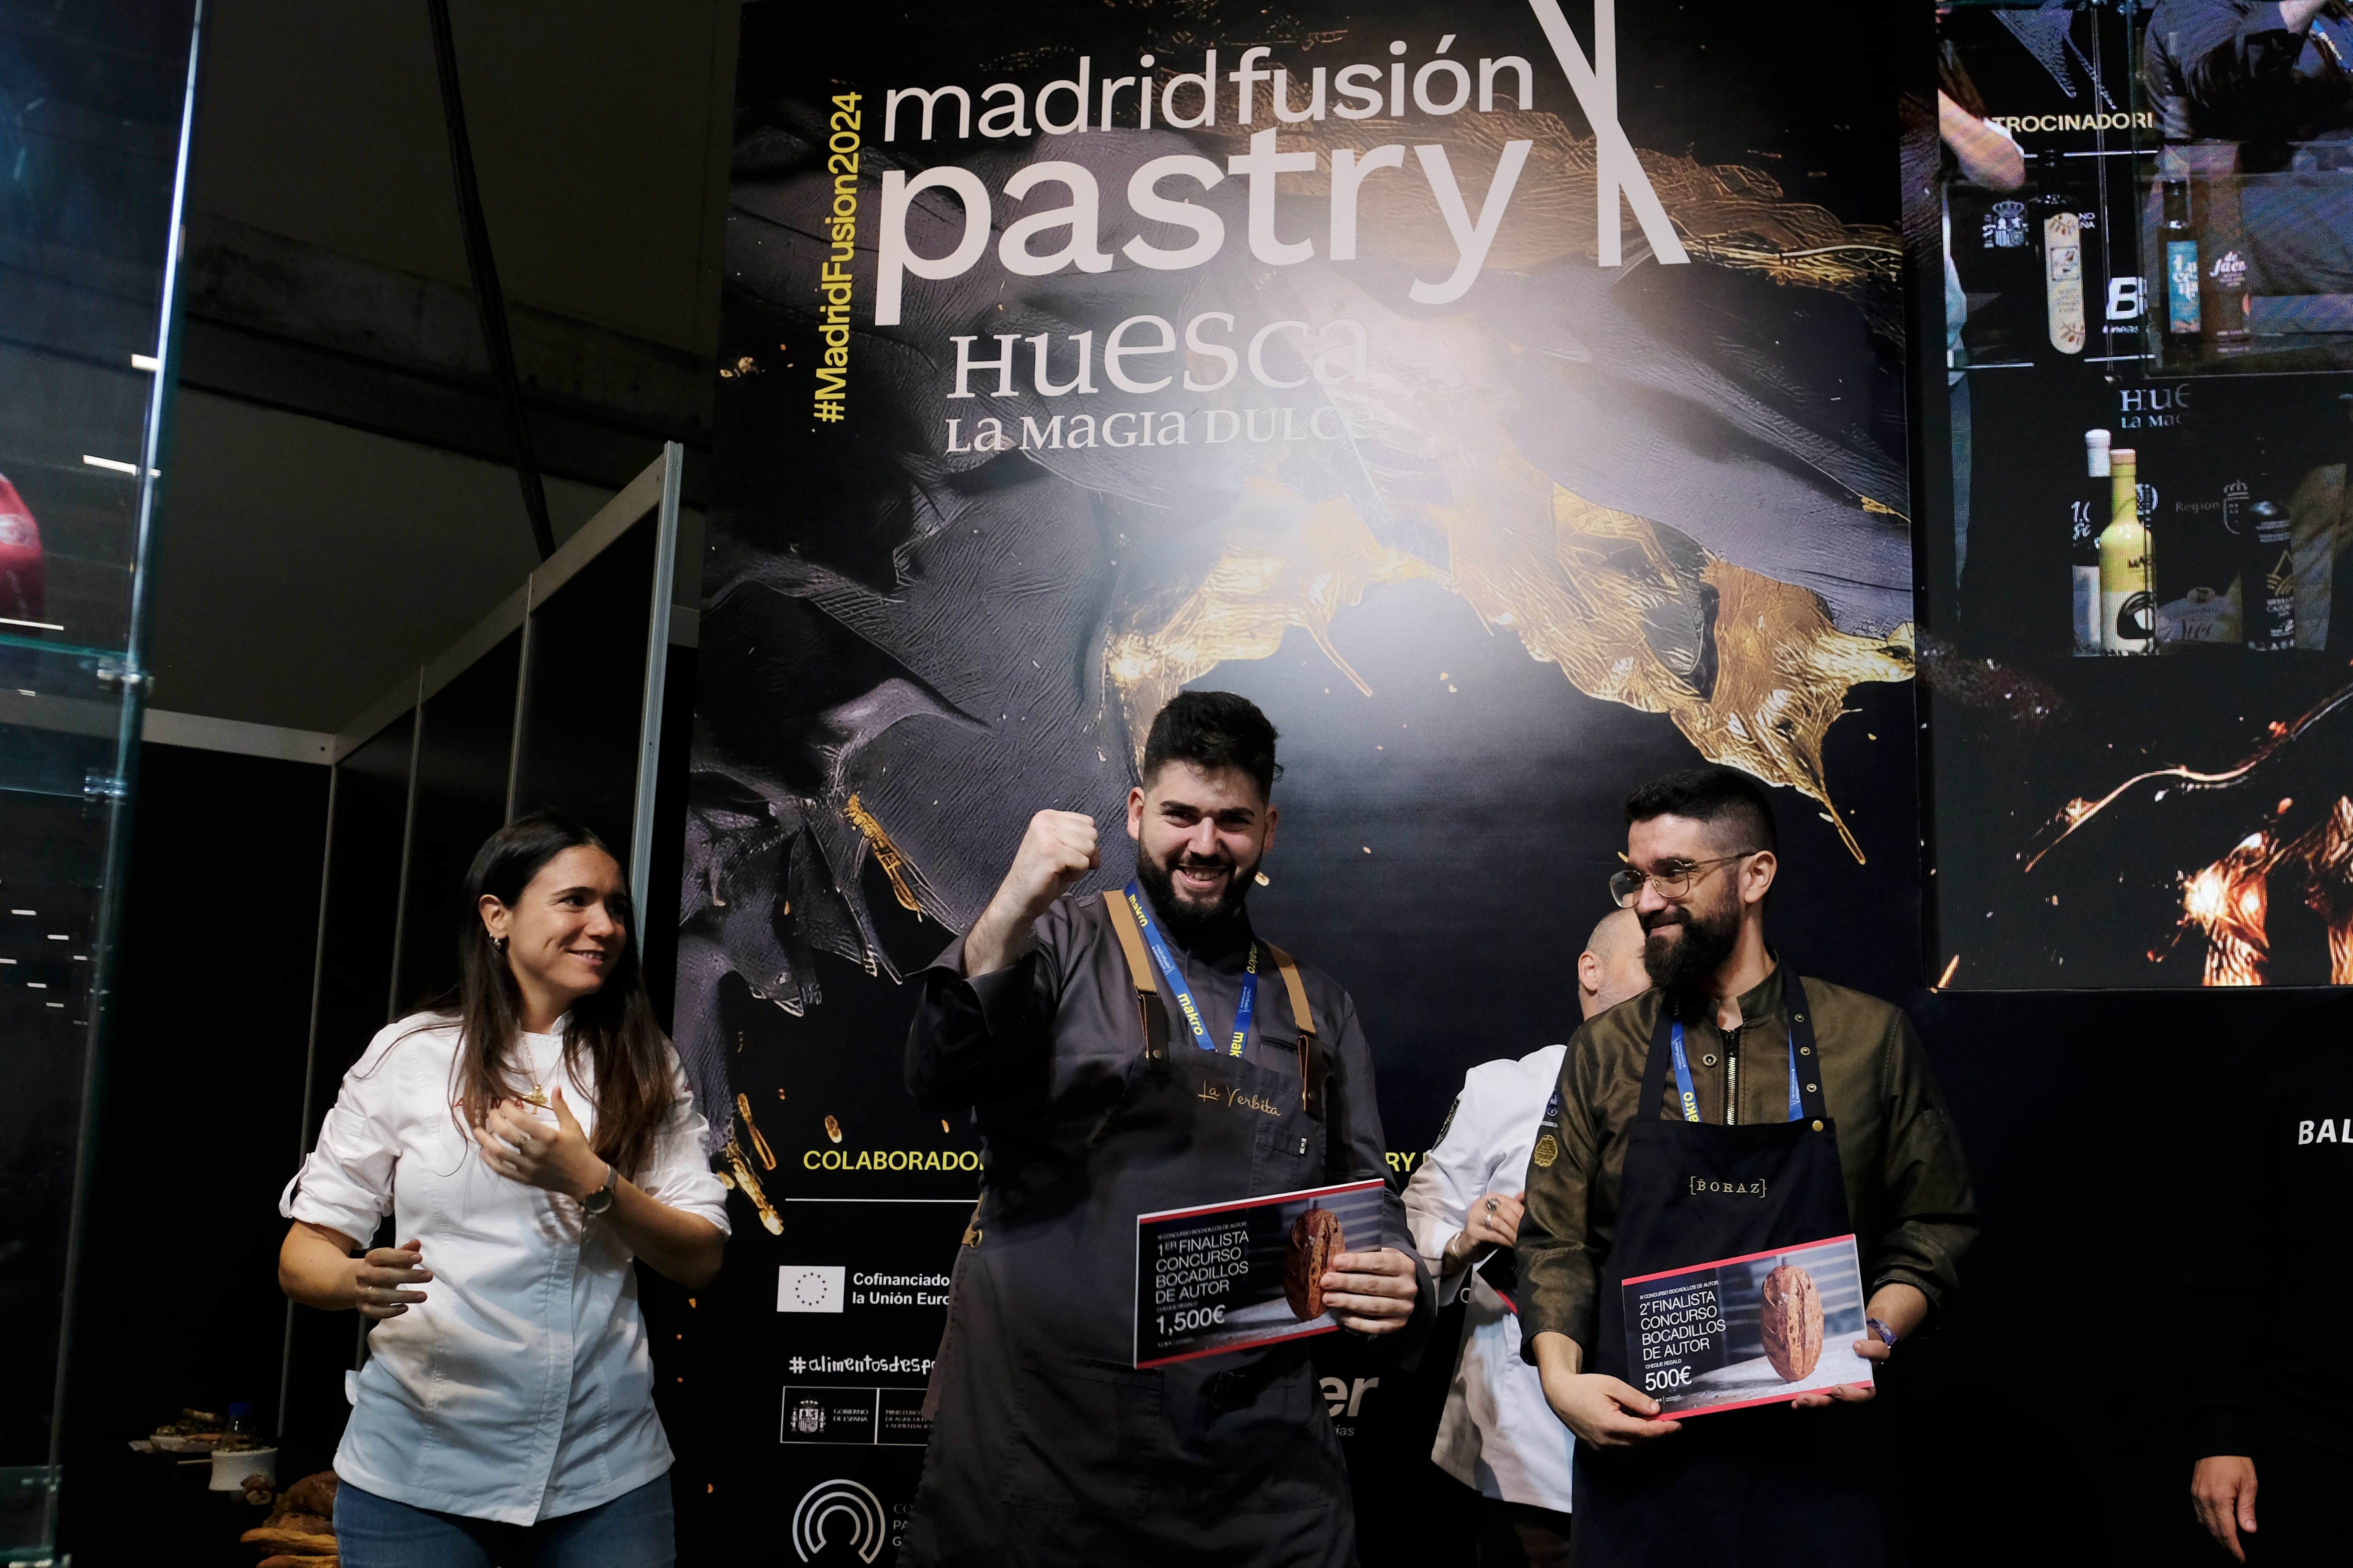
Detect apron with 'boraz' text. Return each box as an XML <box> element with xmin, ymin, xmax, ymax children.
<box><xmin>1572</xmin><ymin>972</ymin><xmax>1887</xmax><ymax>1568</ymax></box>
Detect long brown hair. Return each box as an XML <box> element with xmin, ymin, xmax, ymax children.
<box><xmin>440</xmin><ymin>811</ymin><xmax>671</xmax><ymax>1177</ymax></box>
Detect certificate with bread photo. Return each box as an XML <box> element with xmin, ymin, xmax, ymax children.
<box><xmin>1620</xmin><ymin>1235</ymin><xmax>1874</xmax><ymax>1417</ymax></box>
<box><xmin>1133</xmin><ymin>1179</ymin><xmax>1389</xmax><ymax>1368</ymax></box>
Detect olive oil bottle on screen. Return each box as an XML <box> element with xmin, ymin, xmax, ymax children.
<box><xmin>2099</xmin><ymin>446</ymin><xmax>2157</xmax><ymax>654</ymax></box>
<box><xmin>2074</xmin><ymin>428</ymin><xmax>2110</xmax><ymax>654</ymax></box>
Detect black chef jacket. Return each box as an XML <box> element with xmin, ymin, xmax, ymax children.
<box><xmin>2184</xmin><ymin>994</ymin><xmax>2353</xmax><ymax>1465</ymax></box>
<box><xmin>899</xmin><ymin>886</ymin><xmax>1433</xmax><ymax>1567</ymax></box>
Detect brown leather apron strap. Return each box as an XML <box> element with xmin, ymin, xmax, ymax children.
<box><xmin>1267</xmin><ymin>943</ymin><xmax>1323</xmax><ymax>1119</ymax></box>
<box><xmin>1101</xmin><ymin>890</ymin><xmax>1170</xmax><ymax>1072</ymax></box>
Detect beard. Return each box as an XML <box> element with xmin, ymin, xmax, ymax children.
<box><xmin>1641</xmin><ymin>888</ymin><xmax>1741</xmax><ymax>1001</ymax></box>
<box><xmin>1134</xmin><ymin>845</ymin><xmax>1260</xmax><ymax>949</ymax></box>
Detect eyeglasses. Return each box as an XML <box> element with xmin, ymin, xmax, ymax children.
<box><xmin>1608</xmin><ymin>852</ymin><xmax>1760</xmax><ymax>910</ymax></box>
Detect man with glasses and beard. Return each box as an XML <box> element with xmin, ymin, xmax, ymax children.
<box><xmin>1512</xmin><ymin>767</ymin><xmax>1977</xmax><ymax>1568</ymax></box>
<box><xmin>900</xmin><ymin>690</ymin><xmax>1431</xmax><ymax>1568</ymax></box>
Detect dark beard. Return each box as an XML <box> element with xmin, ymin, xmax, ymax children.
<box><xmin>1134</xmin><ymin>851</ymin><xmax>1256</xmax><ymax>950</ymax></box>
<box><xmin>1641</xmin><ymin>892</ymin><xmax>1740</xmax><ymax>1003</ymax></box>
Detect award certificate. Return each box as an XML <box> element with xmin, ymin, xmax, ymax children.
<box><xmin>1622</xmin><ymin>1234</ymin><xmax>1875</xmax><ymax>1416</ymax></box>
<box><xmin>1133</xmin><ymin>1178</ymin><xmax>1387</xmax><ymax>1368</ymax></box>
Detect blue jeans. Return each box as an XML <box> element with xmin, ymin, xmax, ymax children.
<box><xmin>335</xmin><ymin>1474</ymin><xmax>676</xmax><ymax>1568</ymax></box>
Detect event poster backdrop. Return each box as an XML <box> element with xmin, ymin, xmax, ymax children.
<box><xmin>679</xmin><ymin>0</ymin><xmax>1916</xmax><ymax>1557</ymax></box>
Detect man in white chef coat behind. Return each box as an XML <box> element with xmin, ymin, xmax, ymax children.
<box><xmin>1404</xmin><ymin>910</ymin><xmax>1649</xmax><ymax>1565</ymax></box>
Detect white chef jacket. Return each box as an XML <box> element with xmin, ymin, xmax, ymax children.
<box><xmin>1403</xmin><ymin>1043</ymin><xmax>1575</xmax><ymax>1513</ymax></box>
<box><xmin>280</xmin><ymin>1013</ymin><xmax>729</xmax><ymax>1524</ymax></box>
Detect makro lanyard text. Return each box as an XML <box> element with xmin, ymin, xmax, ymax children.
<box><xmin>1669</xmin><ymin>1020</ymin><xmax>1803</xmax><ymax>1123</ymax></box>
<box><xmin>1124</xmin><ymin>879</ymin><xmax>1257</xmax><ymax>1055</ymax></box>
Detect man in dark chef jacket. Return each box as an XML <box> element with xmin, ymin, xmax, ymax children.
<box><xmin>900</xmin><ymin>690</ymin><xmax>1433</xmax><ymax>1567</ymax></box>
<box><xmin>1515</xmin><ymin>766</ymin><xmax>1978</xmax><ymax>1567</ymax></box>
<box><xmin>2184</xmin><ymin>994</ymin><xmax>2353</xmax><ymax>1564</ymax></box>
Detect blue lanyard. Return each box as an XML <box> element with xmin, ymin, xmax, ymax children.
<box><xmin>1124</xmin><ymin>880</ymin><xmax>1257</xmax><ymax>1055</ymax></box>
<box><xmin>1668</xmin><ymin>1020</ymin><xmax>1803</xmax><ymax>1124</ymax></box>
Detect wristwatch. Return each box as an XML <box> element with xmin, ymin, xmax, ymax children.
<box><xmin>1867</xmin><ymin>1316</ymin><xmax>1898</xmax><ymax>1350</ymax></box>
<box><xmin>581</xmin><ymin>1163</ymin><xmax>619</xmax><ymax>1217</ymax></box>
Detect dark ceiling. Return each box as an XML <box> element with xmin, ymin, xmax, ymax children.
<box><xmin>148</xmin><ymin>0</ymin><xmax>740</xmax><ymax>731</ymax></box>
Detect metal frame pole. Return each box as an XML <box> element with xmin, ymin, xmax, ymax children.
<box><xmin>384</xmin><ymin>671</ymin><xmax>425</xmax><ymax>1025</ymax></box>
<box><xmin>627</xmin><ymin>442</ymin><xmax>684</xmax><ymax>927</ymax></box>
<box><xmin>505</xmin><ymin>574</ymin><xmax>536</xmax><ymax>824</ymax></box>
<box><xmin>277</xmin><ymin>762</ymin><xmax>340</xmax><ymax>1440</ymax></box>
<box><xmin>424</xmin><ymin>0</ymin><xmax>554</xmax><ymax>561</ymax></box>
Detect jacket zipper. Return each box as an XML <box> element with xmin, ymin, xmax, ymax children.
<box><xmin>1722</xmin><ymin>1022</ymin><xmax>1743</xmax><ymax>1125</ymax></box>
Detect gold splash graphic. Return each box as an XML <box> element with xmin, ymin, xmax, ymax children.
<box><xmin>2028</xmin><ymin>681</ymin><xmax>2353</xmax><ymax>872</ymax></box>
<box><xmin>2175</xmin><ymin>834</ymin><xmax>2273</xmax><ymax>987</ymax></box>
<box><xmin>846</xmin><ymin>793</ymin><xmax>924</xmax><ymax>916</ymax></box>
<box><xmin>720</xmin><ymin>1135</ymin><xmax>782</xmax><ymax>1235</ymax></box>
<box><xmin>1106</xmin><ymin>481</ymin><xmax>1441</xmax><ymax>757</ymax></box>
<box><xmin>1472</xmin><ymin>485</ymin><xmax>1909</xmax><ymax>861</ymax></box>
<box><xmin>1106</xmin><ymin>468</ymin><xmax>1907</xmax><ymax>860</ymax></box>
<box><xmin>2297</xmin><ymin>797</ymin><xmax>2353</xmax><ymax>983</ymax></box>
<box><xmin>2032</xmin><ymin>674</ymin><xmax>2353</xmax><ymax>982</ymax></box>
<box><xmin>2153</xmin><ymin>809</ymin><xmax>2353</xmax><ymax>987</ymax></box>
<box><xmin>736</xmin><ymin>1092</ymin><xmax>776</xmax><ymax>1171</ymax></box>
<box><xmin>1282</xmin><ymin>111</ymin><xmax>1902</xmax><ymax>333</ymax></box>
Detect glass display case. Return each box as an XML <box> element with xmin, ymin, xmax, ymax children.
<box><xmin>0</xmin><ymin>1</ymin><xmax>202</xmax><ymax>1557</ymax></box>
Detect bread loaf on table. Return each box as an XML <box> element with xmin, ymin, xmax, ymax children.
<box><xmin>1758</xmin><ymin>1263</ymin><xmax>1825</xmax><ymax>1381</ymax></box>
<box><xmin>1283</xmin><ymin>1207</ymin><xmax>1344</xmax><ymax>1320</ymax></box>
<box><xmin>256</xmin><ymin>1557</ymin><xmax>338</xmax><ymax>1567</ymax></box>
<box><xmin>240</xmin><ymin>1525</ymin><xmax>338</xmax><ymax>1554</ymax></box>
<box><xmin>281</xmin><ymin>1471</ymin><xmax>339</xmax><ymax>1519</ymax></box>
<box><xmin>265</xmin><ymin>1513</ymin><xmax>332</xmax><ymax>1537</ymax></box>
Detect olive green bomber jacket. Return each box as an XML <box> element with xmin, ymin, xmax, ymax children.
<box><xmin>1515</xmin><ymin>965</ymin><xmax>1979</xmax><ymax>1361</ymax></box>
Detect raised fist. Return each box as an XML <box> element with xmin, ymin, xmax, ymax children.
<box><xmin>1001</xmin><ymin>809</ymin><xmax>1100</xmax><ymax>919</ymax></box>
<box><xmin>962</xmin><ymin>810</ymin><xmax>1103</xmax><ymax>977</ymax></box>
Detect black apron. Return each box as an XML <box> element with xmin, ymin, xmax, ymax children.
<box><xmin>902</xmin><ymin>904</ymin><xmax>1356</xmax><ymax>1568</ymax></box>
<box><xmin>1570</xmin><ymin>974</ymin><xmax>1887</xmax><ymax>1568</ymax></box>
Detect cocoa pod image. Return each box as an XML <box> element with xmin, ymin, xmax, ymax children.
<box><xmin>1758</xmin><ymin>1263</ymin><xmax>1824</xmax><ymax>1380</ymax></box>
<box><xmin>1284</xmin><ymin>1207</ymin><xmax>1345</xmax><ymax>1320</ymax></box>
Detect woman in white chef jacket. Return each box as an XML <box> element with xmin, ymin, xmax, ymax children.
<box><xmin>278</xmin><ymin>811</ymin><xmax>729</xmax><ymax>1568</ymax></box>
